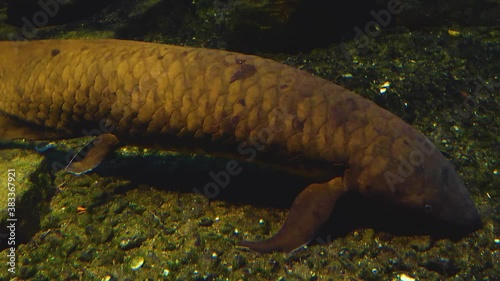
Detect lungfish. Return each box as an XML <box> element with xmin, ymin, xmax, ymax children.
<box><xmin>0</xmin><ymin>39</ymin><xmax>481</xmax><ymax>253</ymax></box>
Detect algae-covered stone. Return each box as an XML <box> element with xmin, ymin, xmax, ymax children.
<box><xmin>0</xmin><ymin>149</ymin><xmax>54</xmax><ymax>250</ymax></box>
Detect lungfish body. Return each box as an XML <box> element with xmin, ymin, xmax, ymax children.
<box><xmin>0</xmin><ymin>39</ymin><xmax>480</xmax><ymax>252</ymax></box>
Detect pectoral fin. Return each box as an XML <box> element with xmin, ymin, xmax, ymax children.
<box><xmin>240</xmin><ymin>177</ymin><xmax>347</xmax><ymax>253</ymax></box>
<box><xmin>66</xmin><ymin>133</ymin><xmax>120</xmax><ymax>175</ymax></box>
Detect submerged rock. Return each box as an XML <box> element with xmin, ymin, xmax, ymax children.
<box><xmin>0</xmin><ymin>148</ymin><xmax>54</xmax><ymax>250</ymax></box>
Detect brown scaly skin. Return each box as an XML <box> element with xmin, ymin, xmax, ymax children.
<box><xmin>0</xmin><ymin>39</ymin><xmax>481</xmax><ymax>253</ymax></box>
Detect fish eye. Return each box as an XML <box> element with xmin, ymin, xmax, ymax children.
<box><xmin>424</xmin><ymin>204</ymin><xmax>433</xmax><ymax>213</ymax></box>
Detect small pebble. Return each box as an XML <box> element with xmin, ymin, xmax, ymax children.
<box><xmin>399</xmin><ymin>273</ymin><xmax>416</xmax><ymax>281</ymax></box>
<box><xmin>119</xmin><ymin>236</ymin><xmax>145</xmax><ymax>250</ymax></box>
<box><xmin>130</xmin><ymin>256</ymin><xmax>144</xmax><ymax>270</ymax></box>
<box><xmin>101</xmin><ymin>275</ymin><xmax>116</xmax><ymax>281</ymax></box>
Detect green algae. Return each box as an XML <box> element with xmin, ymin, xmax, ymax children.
<box><xmin>0</xmin><ymin>149</ymin><xmax>54</xmax><ymax>250</ymax></box>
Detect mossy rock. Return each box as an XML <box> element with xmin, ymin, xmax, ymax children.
<box><xmin>0</xmin><ymin>149</ymin><xmax>54</xmax><ymax>250</ymax></box>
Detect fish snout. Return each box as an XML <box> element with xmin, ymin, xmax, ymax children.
<box><xmin>428</xmin><ymin>162</ymin><xmax>482</xmax><ymax>230</ymax></box>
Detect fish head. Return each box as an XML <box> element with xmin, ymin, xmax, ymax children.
<box><xmin>383</xmin><ymin>135</ymin><xmax>481</xmax><ymax>230</ymax></box>
<box><xmin>418</xmin><ymin>151</ymin><xmax>481</xmax><ymax>229</ymax></box>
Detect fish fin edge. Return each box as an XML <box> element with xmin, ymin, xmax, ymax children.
<box><xmin>66</xmin><ymin>133</ymin><xmax>120</xmax><ymax>175</ymax></box>
<box><xmin>239</xmin><ymin>177</ymin><xmax>347</xmax><ymax>253</ymax></box>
